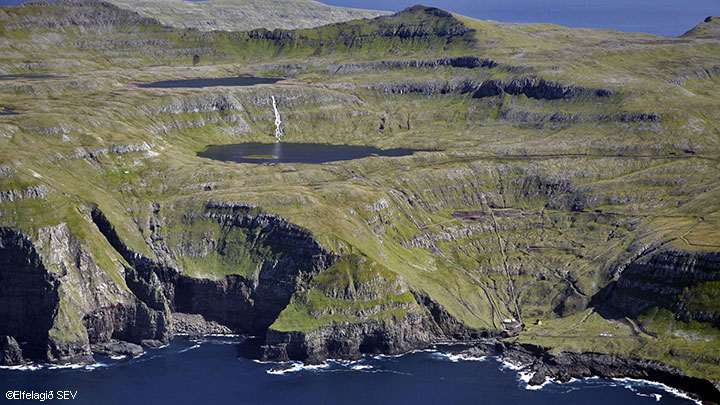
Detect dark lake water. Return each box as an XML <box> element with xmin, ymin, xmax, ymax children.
<box><xmin>0</xmin><ymin>338</ymin><xmax>696</xmax><ymax>404</ymax></box>
<box><xmin>197</xmin><ymin>142</ymin><xmax>418</xmax><ymax>164</ymax></box>
<box><xmin>0</xmin><ymin>74</ymin><xmax>60</xmax><ymax>81</ymax></box>
<box><xmin>0</xmin><ymin>107</ymin><xmax>18</xmax><ymax>115</ymax></box>
<box><xmin>137</xmin><ymin>76</ymin><xmax>281</xmax><ymax>89</ymax></box>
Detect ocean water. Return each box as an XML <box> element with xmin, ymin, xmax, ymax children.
<box><xmin>197</xmin><ymin>142</ymin><xmax>418</xmax><ymax>164</ymax></box>
<box><xmin>0</xmin><ymin>338</ymin><xmax>698</xmax><ymax>404</ymax></box>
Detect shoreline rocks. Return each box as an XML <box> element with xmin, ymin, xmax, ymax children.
<box><xmin>1</xmin><ymin>336</ymin><xmax>25</xmax><ymax>366</ymax></box>
<box><xmin>171</xmin><ymin>313</ymin><xmax>234</xmax><ymax>336</ymax></box>
<box><xmin>91</xmin><ymin>340</ymin><xmax>144</xmax><ymax>358</ymax></box>
<box><xmin>494</xmin><ymin>342</ymin><xmax>720</xmax><ymax>403</ymax></box>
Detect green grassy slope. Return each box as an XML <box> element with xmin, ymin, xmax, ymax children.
<box><xmin>105</xmin><ymin>0</ymin><xmax>390</xmax><ymax>32</ymax></box>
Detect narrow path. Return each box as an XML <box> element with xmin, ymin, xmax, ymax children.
<box><xmin>483</xmin><ymin>194</ymin><xmax>522</xmax><ymax>322</ymax></box>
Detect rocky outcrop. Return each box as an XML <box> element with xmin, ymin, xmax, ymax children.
<box><xmin>90</xmin><ymin>201</ymin><xmax>337</xmax><ymax>337</ymax></box>
<box><xmin>362</xmin><ymin>76</ymin><xmax>613</xmax><ymax>101</ymax></box>
<box><xmin>236</xmin><ymin>4</ymin><xmax>476</xmax><ymax>50</ymax></box>
<box><xmin>365</xmin><ymin>78</ymin><xmax>475</xmax><ymax>96</ymax></box>
<box><xmin>381</xmin><ymin>6</ymin><xmax>473</xmax><ymax>38</ymax></box>
<box><xmin>1</xmin><ymin>0</ymin><xmax>165</xmax><ymax>30</ymax></box>
<box><xmin>617</xmin><ymin>112</ymin><xmax>661</xmax><ymax>122</ymax></box>
<box><xmin>263</xmin><ymin>316</ymin><xmax>432</xmax><ymax>364</ymax></box>
<box><xmin>91</xmin><ymin>340</ymin><xmax>143</xmax><ymax>358</ymax></box>
<box><xmin>165</xmin><ymin>201</ymin><xmax>337</xmax><ymax>334</ymax></box>
<box><xmin>83</xmin><ymin>299</ymin><xmax>170</xmax><ymax>346</ymax></box>
<box><xmin>0</xmin><ymin>219</ymin><xmax>176</xmax><ymax>365</ymax></box>
<box><xmin>171</xmin><ymin>313</ymin><xmax>233</xmax><ymax>336</ymax></box>
<box><xmin>1</xmin><ymin>336</ymin><xmax>25</xmax><ymax>366</ymax></box>
<box><xmin>0</xmin><ymin>165</ymin><xmax>13</xmax><ymax>179</ymax></box>
<box><xmin>68</xmin><ymin>142</ymin><xmax>152</xmax><ymax>160</ymax></box>
<box><xmin>473</xmin><ymin>78</ymin><xmax>613</xmax><ymax>100</ymax></box>
<box><xmin>0</xmin><ymin>228</ymin><xmax>61</xmax><ymax>362</ymax></box>
<box><xmin>329</xmin><ymin>56</ymin><xmax>497</xmax><ymax>75</ymax></box>
<box><xmin>597</xmin><ymin>250</ymin><xmax>720</xmax><ymax>326</ymax></box>
<box><xmin>261</xmin><ymin>255</ymin><xmax>485</xmax><ymax>363</ymax></box>
<box><xmin>675</xmin><ymin>65</ymin><xmax>720</xmax><ymax>85</ymax></box>
<box><xmin>493</xmin><ymin>342</ymin><xmax>720</xmax><ymax>403</ymax></box>
<box><xmin>413</xmin><ymin>291</ymin><xmax>489</xmax><ymax>340</ymax></box>
<box><xmin>85</xmin><ymin>208</ymin><xmax>172</xmax><ymax>345</ymax></box>
<box><xmin>500</xmin><ymin>110</ymin><xmax>580</xmax><ymax>126</ymax></box>
<box><xmin>0</xmin><ymin>185</ymin><xmax>49</xmax><ymax>203</ymax></box>
<box><xmin>159</xmin><ymin>94</ymin><xmax>243</xmax><ymax>114</ymax></box>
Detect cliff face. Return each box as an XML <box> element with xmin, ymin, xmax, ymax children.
<box><xmin>0</xmin><ymin>222</ymin><xmax>138</xmax><ymax>365</ymax></box>
<box><xmin>489</xmin><ymin>342</ymin><xmax>720</xmax><ymax>402</ymax></box>
<box><xmin>261</xmin><ymin>255</ymin><xmax>482</xmax><ymax>363</ymax></box>
<box><xmin>263</xmin><ymin>316</ymin><xmax>431</xmax><ymax>364</ymax></box>
<box><xmin>91</xmin><ymin>201</ymin><xmax>335</xmax><ymax>334</ymax></box>
<box><xmin>87</xmin><ymin>203</ymin><xmax>483</xmax><ymax>364</ymax></box>
<box><xmin>0</xmin><ymin>227</ymin><xmax>60</xmax><ymax>363</ymax></box>
<box><xmin>599</xmin><ymin>250</ymin><xmax>720</xmax><ymax>326</ymax></box>
<box><xmin>472</xmin><ymin>78</ymin><xmax>613</xmax><ymax>100</ymax></box>
<box><xmin>161</xmin><ymin>200</ymin><xmax>338</xmax><ymax>335</ymax></box>
<box><xmin>0</xmin><ymin>201</ymin><xmax>342</xmax><ymax>364</ymax></box>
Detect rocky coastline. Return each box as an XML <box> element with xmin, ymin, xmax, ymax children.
<box><xmin>258</xmin><ymin>329</ymin><xmax>720</xmax><ymax>403</ymax></box>
<box><xmin>487</xmin><ymin>342</ymin><xmax>720</xmax><ymax>403</ymax></box>
<box><xmin>3</xmin><ymin>204</ymin><xmax>720</xmax><ymax>402</ymax></box>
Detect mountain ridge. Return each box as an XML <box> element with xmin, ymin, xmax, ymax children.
<box><xmin>102</xmin><ymin>0</ymin><xmax>391</xmax><ymax>32</ymax></box>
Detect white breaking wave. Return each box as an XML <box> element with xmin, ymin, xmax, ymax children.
<box><xmin>515</xmin><ymin>371</ymin><xmax>700</xmax><ymax>403</ymax></box>
<box><xmin>266</xmin><ymin>361</ymin><xmax>330</xmax><ymax>375</ymax></box>
<box><xmin>431</xmin><ymin>352</ymin><xmax>488</xmax><ymax>363</ymax></box>
<box><xmin>0</xmin><ymin>363</ymin><xmax>43</xmax><ymax>371</ymax></box>
<box><xmin>178</xmin><ymin>344</ymin><xmax>201</xmax><ymax>353</ymax></box>
<box><xmin>611</xmin><ymin>377</ymin><xmax>700</xmax><ymax>404</ymax></box>
<box><xmin>1</xmin><ymin>362</ymin><xmax>107</xmax><ymax>372</ymax></box>
<box><xmin>351</xmin><ymin>364</ymin><xmax>374</xmax><ymax>370</ymax></box>
<box><xmin>373</xmin><ymin>348</ymin><xmax>434</xmax><ymax>360</ymax></box>
<box><xmin>47</xmin><ymin>363</ymin><xmax>107</xmax><ymax>370</ymax></box>
<box><xmin>496</xmin><ymin>357</ymin><xmax>527</xmax><ymax>371</ymax></box>
<box><xmin>517</xmin><ymin>370</ymin><xmax>551</xmax><ymax>391</ymax></box>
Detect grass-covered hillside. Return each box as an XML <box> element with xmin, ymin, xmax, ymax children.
<box><xmin>1</xmin><ymin>0</ymin><xmax>719</xmax><ymax>388</ymax></box>
<box><xmin>104</xmin><ymin>0</ymin><xmax>390</xmax><ymax>32</ymax></box>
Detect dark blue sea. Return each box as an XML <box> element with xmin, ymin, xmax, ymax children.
<box><xmin>0</xmin><ymin>337</ymin><xmax>697</xmax><ymax>404</ymax></box>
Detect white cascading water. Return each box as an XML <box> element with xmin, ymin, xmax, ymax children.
<box><xmin>271</xmin><ymin>95</ymin><xmax>283</xmax><ymax>142</ymax></box>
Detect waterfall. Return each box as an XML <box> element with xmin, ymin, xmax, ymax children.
<box><xmin>271</xmin><ymin>95</ymin><xmax>283</xmax><ymax>142</ymax></box>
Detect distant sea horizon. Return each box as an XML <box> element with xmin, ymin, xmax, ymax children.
<box><xmin>0</xmin><ymin>0</ymin><xmax>715</xmax><ymax>38</ymax></box>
